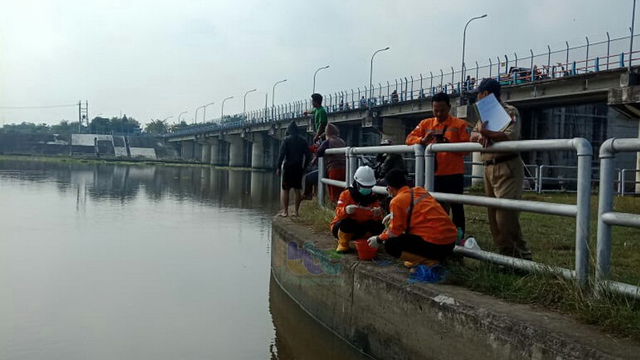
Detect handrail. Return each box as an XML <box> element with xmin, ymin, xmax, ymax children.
<box><xmin>596</xmin><ymin>138</ymin><xmax>640</xmax><ymax>299</ymax></box>
<box><xmin>424</xmin><ymin>138</ymin><xmax>592</xmax><ymax>287</ymax></box>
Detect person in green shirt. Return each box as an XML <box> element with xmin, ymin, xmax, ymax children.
<box><xmin>305</xmin><ymin>93</ymin><xmax>327</xmax><ymax>143</ymax></box>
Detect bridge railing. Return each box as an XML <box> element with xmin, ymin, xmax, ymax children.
<box><xmin>165</xmin><ymin>33</ymin><xmax>640</xmax><ymax>138</ymax></box>
<box><xmin>317</xmin><ymin>138</ymin><xmax>594</xmax><ymax>289</ymax></box>
<box><xmin>596</xmin><ymin>138</ymin><xmax>640</xmax><ymax>300</ymax></box>
<box><xmin>317</xmin><ymin>145</ymin><xmax>423</xmax><ymax>207</ymax></box>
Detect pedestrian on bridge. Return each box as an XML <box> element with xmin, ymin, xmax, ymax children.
<box><xmin>405</xmin><ymin>92</ymin><xmax>470</xmax><ymax>236</ymax></box>
<box><xmin>276</xmin><ymin>121</ymin><xmax>312</xmax><ymax>217</ymax></box>
<box><xmin>470</xmin><ymin>78</ymin><xmax>532</xmax><ymax>260</ymax></box>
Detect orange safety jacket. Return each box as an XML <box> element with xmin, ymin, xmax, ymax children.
<box><xmin>405</xmin><ymin>115</ymin><xmax>470</xmax><ymax>176</ymax></box>
<box><xmin>330</xmin><ymin>188</ymin><xmax>383</xmax><ymax>229</ymax></box>
<box><xmin>379</xmin><ymin>186</ymin><xmax>457</xmax><ymax>245</ymax></box>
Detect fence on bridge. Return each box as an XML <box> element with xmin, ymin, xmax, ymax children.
<box><xmin>318</xmin><ymin>137</ymin><xmax>640</xmax><ymax>298</ymax></box>
<box><xmin>166</xmin><ymin>32</ymin><xmax>640</xmax><ymax>138</ymax></box>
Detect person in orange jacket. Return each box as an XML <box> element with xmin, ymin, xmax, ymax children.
<box><xmin>405</xmin><ymin>92</ymin><xmax>470</xmax><ymax>235</ymax></box>
<box><xmin>367</xmin><ymin>169</ymin><xmax>457</xmax><ymax>266</ymax></box>
<box><xmin>330</xmin><ymin>166</ymin><xmax>384</xmax><ymax>253</ymax></box>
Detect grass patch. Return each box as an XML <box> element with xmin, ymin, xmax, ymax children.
<box><xmin>293</xmin><ymin>201</ymin><xmax>335</xmax><ymax>234</ymax></box>
<box><xmin>295</xmin><ymin>194</ymin><xmax>640</xmax><ymax>340</ymax></box>
<box><xmin>447</xmin><ymin>262</ymin><xmax>640</xmax><ymax>340</ymax></box>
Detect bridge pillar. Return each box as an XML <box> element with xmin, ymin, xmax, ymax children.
<box><xmin>251</xmin><ymin>133</ymin><xmax>266</xmax><ymax>169</ymax></box>
<box><xmin>181</xmin><ymin>140</ymin><xmax>194</xmax><ymax>160</ymax></box>
<box><xmin>381</xmin><ymin>118</ymin><xmax>407</xmax><ymax>145</ymax></box>
<box><xmin>471</xmin><ymin>152</ymin><xmax>483</xmax><ymax>187</ymax></box>
<box><xmin>201</xmin><ymin>142</ymin><xmax>211</xmax><ymax>163</ymax></box>
<box><xmin>636</xmin><ymin>121</ymin><xmax>640</xmax><ymax>193</ymax></box>
<box><xmin>228</xmin><ymin>136</ymin><xmax>246</xmax><ymax>168</ymax></box>
<box><xmin>209</xmin><ymin>138</ymin><xmax>220</xmax><ymax>165</ymax></box>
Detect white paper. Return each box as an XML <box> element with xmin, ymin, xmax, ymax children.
<box><xmin>475</xmin><ymin>93</ymin><xmax>512</xmax><ymax>132</ymax></box>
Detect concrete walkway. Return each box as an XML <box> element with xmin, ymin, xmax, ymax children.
<box><xmin>271</xmin><ymin>217</ymin><xmax>640</xmax><ymax>360</ymax></box>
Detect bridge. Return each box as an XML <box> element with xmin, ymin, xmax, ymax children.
<box><xmin>163</xmin><ymin>33</ymin><xmax>640</xmax><ymax>171</ymax></box>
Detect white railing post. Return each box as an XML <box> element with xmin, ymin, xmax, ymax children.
<box><xmin>318</xmin><ymin>157</ymin><xmax>325</xmax><ymax>207</ymax></box>
<box><xmin>413</xmin><ymin>144</ymin><xmax>425</xmax><ymax>187</ymax></box>
<box><xmin>424</xmin><ymin>144</ymin><xmax>436</xmax><ymax>191</ymax></box>
<box><xmin>574</xmin><ymin>138</ymin><xmax>592</xmax><ymax>288</ymax></box>
<box><xmin>596</xmin><ymin>139</ymin><xmax>616</xmax><ymax>292</ymax></box>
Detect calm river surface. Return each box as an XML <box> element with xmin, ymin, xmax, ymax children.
<box><xmin>0</xmin><ymin>160</ymin><xmax>370</xmax><ymax>360</ymax></box>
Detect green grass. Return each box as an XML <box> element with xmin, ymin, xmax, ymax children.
<box><xmin>294</xmin><ymin>194</ymin><xmax>640</xmax><ymax>340</ymax></box>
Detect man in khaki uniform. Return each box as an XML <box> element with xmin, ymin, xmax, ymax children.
<box><xmin>470</xmin><ymin>79</ymin><xmax>531</xmax><ymax>260</ymax></box>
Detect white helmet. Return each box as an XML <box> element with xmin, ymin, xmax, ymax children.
<box><xmin>353</xmin><ymin>166</ymin><xmax>376</xmax><ymax>187</ymax></box>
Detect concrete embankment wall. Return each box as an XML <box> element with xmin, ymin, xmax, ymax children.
<box><xmin>271</xmin><ymin>218</ymin><xmax>640</xmax><ymax>360</ymax></box>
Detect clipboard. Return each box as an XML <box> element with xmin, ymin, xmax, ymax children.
<box><xmin>474</xmin><ymin>93</ymin><xmax>512</xmax><ymax>132</ymax></box>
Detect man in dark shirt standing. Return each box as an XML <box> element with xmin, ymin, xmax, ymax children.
<box><xmin>276</xmin><ymin>121</ymin><xmax>312</xmax><ymax>217</ymax></box>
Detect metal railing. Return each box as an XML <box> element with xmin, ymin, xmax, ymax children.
<box><xmin>317</xmin><ymin>139</ymin><xmax>593</xmax><ymax>288</ymax></box>
<box><xmin>165</xmin><ymin>33</ymin><xmax>640</xmax><ymax>138</ymax></box>
<box><xmin>317</xmin><ymin>145</ymin><xmax>423</xmax><ymax>207</ymax></box>
<box><xmin>425</xmin><ymin>139</ymin><xmax>593</xmax><ymax>287</ymax></box>
<box><xmin>619</xmin><ymin>169</ymin><xmax>640</xmax><ymax>196</ymax></box>
<box><xmin>596</xmin><ymin>138</ymin><xmax>640</xmax><ymax>299</ymax></box>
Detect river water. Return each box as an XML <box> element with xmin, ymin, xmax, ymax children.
<box><xmin>0</xmin><ymin>160</ymin><xmax>370</xmax><ymax>360</ymax></box>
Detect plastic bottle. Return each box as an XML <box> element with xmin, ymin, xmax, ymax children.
<box><xmin>463</xmin><ymin>237</ymin><xmax>481</xmax><ymax>251</ymax></box>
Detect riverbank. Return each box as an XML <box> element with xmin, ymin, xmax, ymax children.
<box><xmin>271</xmin><ymin>216</ymin><xmax>640</xmax><ymax>359</ymax></box>
<box><xmin>0</xmin><ymin>154</ymin><xmax>265</xmax><ymax>171</ymax></box>
<box><xmin>292</xmin><ymin>199</ymin><xmax>640</xmax><ymax>341</ymax></box>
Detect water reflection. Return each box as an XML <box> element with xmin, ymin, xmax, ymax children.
<box><xmin>268</xmin><ymin>276</ymin><xmax>373</xmax><ymax>360</ymax></box>
<box><xmin>0</xmin><ymin>160</ymin><xmax>279</xmax><ymax>212</ymax></box>
<box><xmin>0</xmin><ymin>159</ymin><xmax>367</xmax><ymax>360</ymax></box>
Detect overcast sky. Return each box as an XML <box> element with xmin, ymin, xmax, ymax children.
<box><xmin>0</xmin><ymin>0</ymin><xmax>632</xmax><ymax>126</ymax></box>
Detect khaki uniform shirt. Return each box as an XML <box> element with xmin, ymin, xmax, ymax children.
<box><xmin>474</xmin><ymin>102</ymin><xmax>521</xmax><ymax>161</ymax></box>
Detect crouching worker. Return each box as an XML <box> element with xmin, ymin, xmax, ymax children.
<box><xmin>330</xmin><ymin>166</ymin><xmax>384</xmax><ymax>253</ymax></box>
<box><xmin>367</xmin><ymin>169</ymin><xmax>457</xmax><ymax>267</ymax></box>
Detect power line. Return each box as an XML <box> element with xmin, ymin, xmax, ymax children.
<box><xmin>0</xmin><ymin>103</ymin><xmax>78</xmax><ymax>109</ymax></box>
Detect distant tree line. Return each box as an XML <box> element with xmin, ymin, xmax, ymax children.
<box><xmin>0</xmin><ymin>115</ymin><xmax>244</xmax><ymax>137</ymax></box>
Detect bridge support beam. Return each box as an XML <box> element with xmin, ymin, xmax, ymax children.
<box><xmin>471</xmin><ymin>152</ymin><xmax>483</xmax><ymax>187</ymax></box>
<box><xmin>381</xmin><ymin>117</ymin><xmax>407</xmax><ymax>145</ymax></box>
<box><xmin>209</xmin><ymin>138</ymin><xmax>220</xmax><ymax>165</ymax></box>
<box><xmin>181</xmin><ymin>140</ymin><xmax>195</xmax><ymax>160</ymax></box>
<box><xmin>201</xmin><ymin>142</ymin><xmax>211</xmax><ymax>163</ymax></box>
<box><xmin>251</xmin><ymin>133</ymin><xmax>265</xmax><ymax>169</ymax></box>
<box><xmin>228</xmin><ymin>136</ymin><xmax>246</xmax><ymax>168</ymax></box>
<box><xmin>637</xmin><ymin>120</ymin><xmax>640</xmax><ymax>193</ymax></box>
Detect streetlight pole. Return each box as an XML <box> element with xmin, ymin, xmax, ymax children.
<box><xmin>194</xmin><ymin>105</ymin><xmax>205</xmax><ymax>125</ymax></box>
<box><xmin>243</xmin><ymin>89</ymin><xmax>257</xmax><ymax>116</ymax></box>
<box><xmin>221</xmin><ymin>96</ymin><xmax>233</xmax><ymax>122</ymax></box>
<box><xmin>313</xmin><ymin>66</ymin><xmax>329</xmax><ymax>93</ymax></box>
<box><xmin>202</xmin><ymin>102</ymin><xmax>214</xmax><ymax>124</ymax></box>
<box><xmin>461</xmin><ymin>14</ymin><xmax>488</xmax><ymax>86</ymax></box>
<box><xmin>272</xmin><ymin>79</ymin><xmax>287</xmax><ymax>107</ymax></box>
<box><xmin>178</xmin><ymin>111</ymin><xmax>188</xmax><ymax>123</ymax></box>
<box><xmin>369</xmin><ymin>47</ymin><xmax>390</xmax><ymax>108</ymax></box>
<box><xmin>630</xmin><ymin>0</ymin><xmax>637</xmax><ymax>73</ymax></box>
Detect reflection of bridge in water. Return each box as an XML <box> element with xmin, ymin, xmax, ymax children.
<box><xmin>0</xmin><ymin>160</ymin><xmax>279</xmax><ymax>212</ymax></box>
<box><xmin>165</xmin><ymin>33</ymin><xmax>640</xmax><ymax>181</ymax></box>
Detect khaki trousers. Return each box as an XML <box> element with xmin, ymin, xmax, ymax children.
<box><xmin>484</xmin><ymin>157</ymin><xmax>532</xmax><ymax>259</ymax></box>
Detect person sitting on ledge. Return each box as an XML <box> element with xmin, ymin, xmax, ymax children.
<box><xmin>367</xmin><ymin>169</ymin><xmax>458</xmax><ymax>268</ymax></box>
<box><xmin>330</xmin><ymin>166</ymin><xmax>384</xmax><ymax>254</ymax></box>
